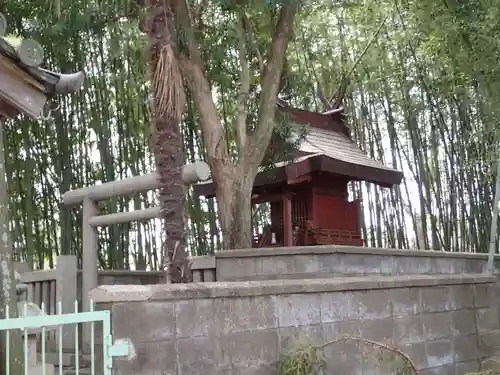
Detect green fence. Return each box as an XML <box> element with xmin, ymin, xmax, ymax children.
<box><xmin>0</xmin><ymin>301</ymin><xmax>128</xmax><ymax>375</ymax></box>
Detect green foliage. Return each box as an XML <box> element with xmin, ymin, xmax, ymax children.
<box><xmin>278</xmin><ymin>341</ymin><xmax>325</xmax><ymax>375</ymax></box>
<box><xmin>216</xmin><ymin>0</ymin><xmax>305</xmax><ymax>11</ymax></box>
<box><xmin>277</xmin><ymin>335</ymin><xmax>419</xmax><ymax>375</ymax></box>
<box><xmin>261</xmin><ymin>111</ymin><xmax>308</xmax><ymax>169</ymax></box>
<box><xmin>2</xmin><ymin>0</ymin><xmax>500</xmax><ymax>264</ymax></box>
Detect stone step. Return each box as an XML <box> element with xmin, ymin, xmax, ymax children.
<box><xmin>39</xmin><ymin>352</ymin><xmax>91</xmax><ymax>367</ymax></box>
<box><xmin>27</xmin><ymin>363</ymin><xmax>55</xmax><ymax>375</ymax></box>
<box><xmin>62</xmin><ymin>367</ymin><xmax>91</xmax><ymax>375</ymax></box>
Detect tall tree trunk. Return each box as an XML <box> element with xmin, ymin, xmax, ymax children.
<box><xmin>54</xmin><ymin>107</ymin><xmax>73</xmax><ymax>256</ymax></box>
<box><xmin>217</xmin><ymin>176</ymin><xmax>254</xmax><ymax>249</ymax></box>
<box><xmin>154</xmin><ymin>114</ymin><xmax>189</xmax><ymax>282</ymax></box>
<box><xmin>487</xmin><ymin>150</ymin><xmax>500</xmax><ymax>271</ymax></box>
<box><xmin>149</xmin><ymin>0</ymin><xmax>190</xmax><ymax>281</ymax></box>
<box><xmin>0</xmin><ymin>118</ymin><xmax>23</xmax><ymax>375</ymax></box>
<box><xmin>23</xmin><ymin>133</ymin><xmax>35</xmax><ymax>267</ymax></box>
<box><xmin>170</xmin><ymin>2</ymin><xmax>299</xmax><ymax>250</ymax></box>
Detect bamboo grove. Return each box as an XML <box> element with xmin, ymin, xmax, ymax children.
<box><xmin>1</xmin><ymin>0</ymin><xmax>499</xmax><ymax>270</ymax></box>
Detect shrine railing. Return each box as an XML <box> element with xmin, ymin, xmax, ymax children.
<box><xmin>16</xmin><ymin>254</ymin><xmax>215</xmax><ymax>319</ymax></box>
<box><xmin>304</xmin><ymin>228</ymin><xmax>363</xmax><ymax>246</ymax></box>
<box><xmin>252</xmin><ymin>227</ymin><xmax>363</xmax><ymax>248</ymax></box>
<box><xmin>15</xmin><ymin>256</ymin><xmax>78</xmax><ymax>351</ymax></box>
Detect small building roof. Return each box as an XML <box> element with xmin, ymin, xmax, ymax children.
<box><xmin>193</xmin><ymin>102</ymin><xmax>403</xmax><ymax>198</ymax></box>
<box><xmin>0</xmin><ymin>38</ymin><xmax>59</xmax><ymax>94</ymax></box>
<box><xmin>298</xmin><ymin>125</ymin><xmax>402</xmax><ymax>184</ymax></box>
<box><xmin>0</xmin><ymin>17</ymin><xmax>85</xmax><ymax>119</ymax></box>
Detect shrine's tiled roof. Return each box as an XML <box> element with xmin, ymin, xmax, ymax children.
<box><xmin>0</xmin><ymin>38</ymin><xmax>60</xmax><ymax>95</ymax></box>
<box><xmin>0</xmin><ymin>13</ymin><xmax>85</xmax><ymax>119</ymax></box>
<box><xmin>298</xmin><ymin>125</ymin><xmax>402</xmax><ymax>186</ymax></box>
<box><xmin>193</xmin><ymin>102</ymin><xmax>404</xmax><ymax>198</ymax></box>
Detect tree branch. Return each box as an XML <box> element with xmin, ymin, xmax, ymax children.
<box><xmin>299</xmin><ymin>30</ymin><xmax>330</xmax><ymax>108</ymax></box>
<box><xmin>235</xmin><ymin>11</ymin><xmax>250</xmax><ymax>152</ymax></box>
<box><xmin>169</xmin><ymin>0</ymin><xmax>230</xmax><ymax>174</ymax></box>
<box><xmin>245</xmin><ymin>2</ymin><xmax>300</xmax><ymax>168</ymax></box>
<box><xmin>328</xmin><ymin>15</ymin><xmax>388</xmax><ymax>109</ymax></box>
<box><xmin>245</xmin><ymin>14</ymin><xmax>264</xmax><ymax>75</ymax></box>
<box><xmin>316</xmin><ymin>84</ymin><xmax>330</xmax><ymax>108</ymax></box>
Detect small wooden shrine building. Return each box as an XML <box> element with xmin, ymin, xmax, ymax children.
<box><xmin>194</xmin><ymin>100</ymin><xmax>403</xmax><ymax>248</ymax></box>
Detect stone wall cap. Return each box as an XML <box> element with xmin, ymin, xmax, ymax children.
<box><xmin>215</xmin><ymin>245</ymin><xmax>495</xmax><ymax>259</ymax></box>
<box><xmin>89</xmin><ymin>273</ymin><xmax>495</xmax><ymax>303</ymax></box>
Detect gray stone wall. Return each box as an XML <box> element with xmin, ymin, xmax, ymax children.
<box><xmin>97</xmin><ymin>270</ymin><xmax>163</xmax><ymax>286</ymax></box>
<box><xmin>90</xmin><ymin>274</ymin><xmax>499</xmax><ymax>375</ymax></box>
<box><xmin>215</xmin><ymin>246</ymin><xmax>498</xmax><ymax>281</ymax></box>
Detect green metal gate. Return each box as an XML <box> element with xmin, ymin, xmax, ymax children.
<box><xmin>0</xmin><ymin>301</ymin><xmax>128</xmax><ymax>375</ymax></box>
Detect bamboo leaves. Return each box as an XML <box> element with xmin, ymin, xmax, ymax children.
<box><xmin>1</xmin><ymin>0</ymin><xmax>499</xmax><ymax>262</ymax></box>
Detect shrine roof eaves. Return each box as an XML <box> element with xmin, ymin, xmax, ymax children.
<box><xmin>0</xmin><ymin>38</ymin><xmax>85</xmax><ymax>97</ymax></box>
<box><xmin>0</xmin><ymin>39</ymin><xmax>56</xmax><ymax>94</ymax></box>
<box><xmin>193</xmin><ymin>152</ymin><xmax>403</xmax><ymax>198</ymax></box>
<box><xmin>0</xmin><ymin>18</ymin><xmax>85</xmax><ymax>119</ymax></box>
<box><xmin>300</xmin><ymin>126</ymin><xmax>400</xmax><ymax>176</ymax></box>
<box><xmin>193</xmin><ymin>103</ymin><xmax>403</xmax><ymax>198</ymax></box>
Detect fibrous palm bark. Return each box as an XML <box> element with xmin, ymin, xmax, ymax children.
<box><xmin>146</xmin><ymin>0</ymin><xmax>190</xmax><ymax>282</ymax></box>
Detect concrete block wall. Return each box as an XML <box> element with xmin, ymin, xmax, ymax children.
<box><xmin>215</xmin><ymin>246</ymin><xmax>497</xmax><ymax>281</ymax></box>
<box><xmin>97</xmin><ymin>270</ymin><xmax>163</xmax><ymax>285</ymax></box>
<box><xmin>90</xmin><ymin>274</ymin><xmax>499</xmax><ymax>375</ymax></box>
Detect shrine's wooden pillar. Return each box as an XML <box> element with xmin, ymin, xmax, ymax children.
<box><xmin>283</xmin><ymin>193</ymin><xmax>293</xmax><ymax>246</ymax></box>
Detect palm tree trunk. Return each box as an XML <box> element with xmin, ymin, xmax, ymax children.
<box><xmin>148</xmin><ymin>0</ymin><xmax>190</xmax><ymax>282</ymax></box>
